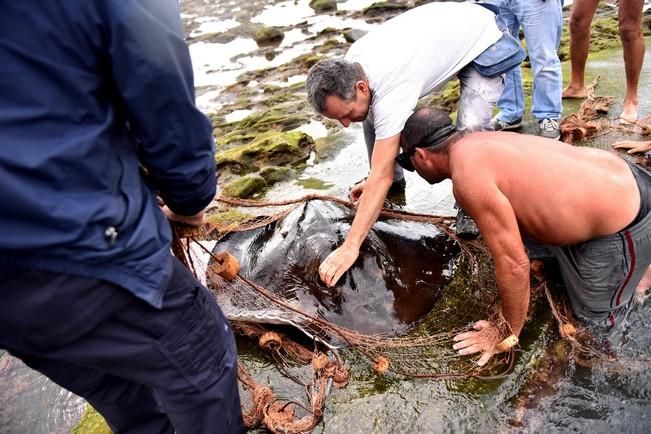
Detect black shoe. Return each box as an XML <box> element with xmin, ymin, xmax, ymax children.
<box><xmin>455</xmin><ymin>208</ymin><xmax>479</xmax><ymax>239</ymax></box>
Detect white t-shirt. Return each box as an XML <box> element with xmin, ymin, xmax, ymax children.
<box><xmin>345</xmin><ymin>2</ymin><xmax>502</xmax><ymax>140</ymax></box>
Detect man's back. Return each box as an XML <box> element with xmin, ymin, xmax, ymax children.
<box><xmin>451</xmin><ymin>131</ymin><xmax>640</xmax><ymax>246</ymax></box>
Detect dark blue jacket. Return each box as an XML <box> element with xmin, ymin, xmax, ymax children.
<box><xmin>0</xmin><ymin>0</ymin><xmax>217</xmax><ymax>307</ymax></box>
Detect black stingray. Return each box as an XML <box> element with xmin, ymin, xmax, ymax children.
<box><xmin>214</xmin><ymin>200</ymin><xmax>460</xmax><ymax>335</ymax></box>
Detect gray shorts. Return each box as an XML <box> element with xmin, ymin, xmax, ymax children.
<box><xmin>550</xmin><ymin>162</ymin><xmax>651</xmax><ymax>330</ymax></box>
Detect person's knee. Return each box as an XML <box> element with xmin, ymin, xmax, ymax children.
<box><xmin>618</xmin><ymin>19</ymin><xmax>643</xmax><ymax>43</ymax></box>
<box><xmin>569</xmin><ymin>13</ymin><xmax>592</xmax><ymax>36</ymax></box>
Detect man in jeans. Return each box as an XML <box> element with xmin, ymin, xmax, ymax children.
<box><xmin>0</xmin><ymin>1</ymin><xmax>243</xmax><ymax>432</ymax></box>
<box><xmin>485</xmin><ymin>0</ymin><xmax>564</xmax><ymax>140</ymax></box>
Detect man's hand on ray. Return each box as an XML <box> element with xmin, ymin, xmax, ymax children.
<box><xmin>318</xmin><ymin>244</ymin><xmax>359</xmax><ymax>287</ymax></box>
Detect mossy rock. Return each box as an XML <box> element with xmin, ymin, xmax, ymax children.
<box><xmin>215</xmin><ymin>106</ymin><xmax>311</xmax><ymax>149</ymax></box>
<box><xmin>71</xmin><ymin>406</ymin><xmax>111</xmax><ymax>434</ymax></box>
<box><xmin>207</xmin><ymin>209</ymin><xmax>254</xmax><ymax>228</ymax></box>
<box><xmin>217</xmin><ymin>130</ymin><xmax>314</xmax><ymax>175</ymax></box>
<box><xmin>309</xmin><ymin>0</ymin><xmax>337</xmax><ymax>13</ymax></box>
<box><xmin>237</xmin><ymin>106</ymin><xmax>309</xmax><ymax>132</ymax></box>
<box><xmin>293</xmin><ymin>53</ymin><xmax>323</xmax><ymax>69</ymax></box>
<box><xmin>253</xmin><ymin>26</ymin><xmax>284</xmax><ymax>46</ymax></box>
<box><xmin>259</xmin><ymin>165</ymin><xmax>296</xmax><ymax>184</ymax></box>
<box><xmin>223</xmin><ymin>174</ymin><xmax>268</xmax><ymax>198</ymax></box>
<box><xmin>363</xmin><ymin>1</ymin><xmax>409</xmax><ymax>16</ymax></box>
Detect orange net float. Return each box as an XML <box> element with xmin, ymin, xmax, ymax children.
<box><xmin>373</xmin><ymin>356</ymin><xmax>390</xmax><ymax>374</ymax></box>
<box><xmin>213</xmin><ymin>251</ymin><xmax>240</xmax><ymax>280</ymax></box>
<box><xmin>259</xmin><ymin>331</ymin><xmax>282</xmax><ymax>352</ymax></box>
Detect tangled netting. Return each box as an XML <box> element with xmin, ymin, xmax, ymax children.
<box><xmin>170</xmin><ymin>195</ymin><xmax>609</xmax><ymax>432</ymax></box>
<box><xmin>560</xmin><ymin>78</ymin><xmax>615</xmax><ymax>144</ymax></box>
<box><xmin>560</xmin><ymin>77</ymin><xmax>651</xmax><ymax>145</ymax></box>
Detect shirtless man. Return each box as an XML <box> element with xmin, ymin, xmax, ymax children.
<box><xmin>396</xmin><ymin>107</ymin><xmax>651</xmax><ymax>366</ymax></box>
<box><xmin>563</xmin><ymin>0</ymin><xmax>645</xmax><ymax>122</ymax></box>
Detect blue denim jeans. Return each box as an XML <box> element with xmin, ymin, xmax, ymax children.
<box><xmin>487</xmin><ymin>0</ymin><xmax>563</xmax><ymax>122</ymax></box>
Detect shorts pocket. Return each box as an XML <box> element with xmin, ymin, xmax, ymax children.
<box><xmin>569</xmin><ymin>243</ymin><xmax>628</xmax><ymax>307</ymax></box>
<box><xmin>156</xmin><ymin>287</ymin><xmax>228</xmax><ymax>391</ymax></box>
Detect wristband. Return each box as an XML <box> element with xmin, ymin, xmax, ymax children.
<box><xmin>496</xmin><ymin>334</ymin><xmax>518</xmax><ymax>352</ymax></box>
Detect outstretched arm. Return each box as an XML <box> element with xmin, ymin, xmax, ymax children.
<box><xmin>452</xmin><ymin>178</ymin><xmax>530</xmax><ymax>366</ymax></box>
<box><xmin>318</xmin><ymin>134</ymin><xmax>400</xmax><ymax>286</ymax></box>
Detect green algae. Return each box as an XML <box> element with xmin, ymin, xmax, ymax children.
<box><xmin>363</xmin><ymin>1</ymin><xmax>408</xmax><ymax>15</ymax></box>
<box><xmin>207</xmin><ymin>209</ymin><xmax>254</xmax><ymax>228</ymax></box>
<box><xmin>295</xmin><ymin>176</ymin><xmax>334</xmax><ymax>190</ymax></box>
<box><xmin>215</xmin><ymin>107</ymin><xmax>311</xmax><ymax>150</ymax></box>
<box><xmin>259</xmin><ymin>165</ymin><xmax>295</xmax><ymax>184</ymax></box>
<box><xmin>253</xmin><ymin>26</ymin><xmax>284</xmax><ymax>46</ymax></box>
<box><xmin>217</xmin><ymin>130</ymin><xmax>314</xmax><ymax>174</ymax></box>
<box><xmin>309</xmin><ymin>0</ymin><xmax>337</xmax><ymax>13</ymax></box>
<box><xmin>70</xmin><ymin>405</ymin><xmax>111</xmax><ymax>434</ymax></box>
<box><xmin>223</xmin><ymin>174</ymin><xmax>267</xmax><ymax>198</ymax></box>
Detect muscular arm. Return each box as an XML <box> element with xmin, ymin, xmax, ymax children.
<box><xmin>318</xmin><ymin>134</ymin><xmax>399</xmax><ymax>286</ymax></box>
<box><xmin>452</xmin><ymin>175</ymin><xmax>530</xmax><ymax>365</ymax></box>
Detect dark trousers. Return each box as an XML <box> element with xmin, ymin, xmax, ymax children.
<box><xmin>0</xmin><ymin>258</ymin><xmax>244</xmax><ymax>434</ymax></box>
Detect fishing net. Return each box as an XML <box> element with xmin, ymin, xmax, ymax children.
<box><xmin>170</xmin><ymin>194</ymin><xmax>557</xmax><ymax>432</ymax></box>
<box><xmin>560</xmin><ymin>78</ymin><xmax>615</xmax><ymax>144</ymax></box>
<box><xmin>560</xmin><ymin>77</ymin><xmax>651</xmax><ymax>145</ymax></box>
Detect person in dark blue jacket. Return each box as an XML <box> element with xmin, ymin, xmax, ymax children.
<box><xmin>0</xmin><ymin>1</ymin><xmax>244</xmax><ymax>432</ymax></box>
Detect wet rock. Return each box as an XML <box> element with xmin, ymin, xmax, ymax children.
<box><xmin>292</xmin><ymin>53</ymin><xmax>323</xmax><ymax>70</ymax></box>
<box><xmin>223</xmin><ymin>174</ymin><xmax>267</xmax><ymax>198</ymax></box>
<box><xmin>214</xmin><ymin>106</ymin><xmax>311</xmax><ymax>150</ymax></box>
<box><xmin>309</xmin><ymin>0</ymin><xmax>337</xmax><ymax>13</ymax></box>
<box><xmin>343</xmin><ymin>29</ymin><xmax>367</xmax><ymax>43</ymax></box>
<box><xmin>217</xmin><ymin>130</ymin><xmax>314</xmax><ymax>177</ymax></box>
<box><xmin>362</xmin><ymin>1</ymin><xmax>409</xmax><ymax>17</ymax></box>
<box><xmin>259</xmin><ymin>165</ymin><xmax>295</xmax><ymax>184</ymax></box>
<box><xmin>253</xmin><ymin>26</ymin><xmax>284</xmax><ymax>46</ymax></box>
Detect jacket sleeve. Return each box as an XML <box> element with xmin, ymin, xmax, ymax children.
<box><xmin>105</xmin><ymin>0</ymin><xmax>216</xmax><ymax>216</ymax></box>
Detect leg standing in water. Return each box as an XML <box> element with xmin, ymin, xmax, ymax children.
<box><xmin>563</xmin><ymin>0</ymin><xmax>645</xmax><ymax>122</ymax></box>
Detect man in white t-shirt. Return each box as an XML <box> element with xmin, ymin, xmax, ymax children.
<box><xmin>306</xmin><ymin>2</ymin><xmax>511</xmax><ymax>288</ymax></box>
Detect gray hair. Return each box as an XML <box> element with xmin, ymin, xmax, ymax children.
<box><xmin>305</xmin><ymin>59</ymin><xmax>366</xmax><ymax>113</ymax></box>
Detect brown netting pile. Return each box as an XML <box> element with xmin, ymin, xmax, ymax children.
<box><xmin>560</xmin><ymin>77</ymin><xmax>615</xmax><ymax>144</ymax></box>
<box><xmin>560</xmin><ymin>77</ymin><xmax>651</xmax><ymax>145</ymax></box>
<box><xmin>170</xmin><ymin>195</ymin><xmax>607</xmax><ymax>432</ymax></box>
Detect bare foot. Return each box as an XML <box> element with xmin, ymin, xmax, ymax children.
<box><xmin>562</xmin><ymin>84</ymin><xmax>586</xmax><ymax>99</ymax></box>
<box><xmin>619</xmin><ymin>103</ymin><xmax>638</xmax><ymax>124</ymax></box>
